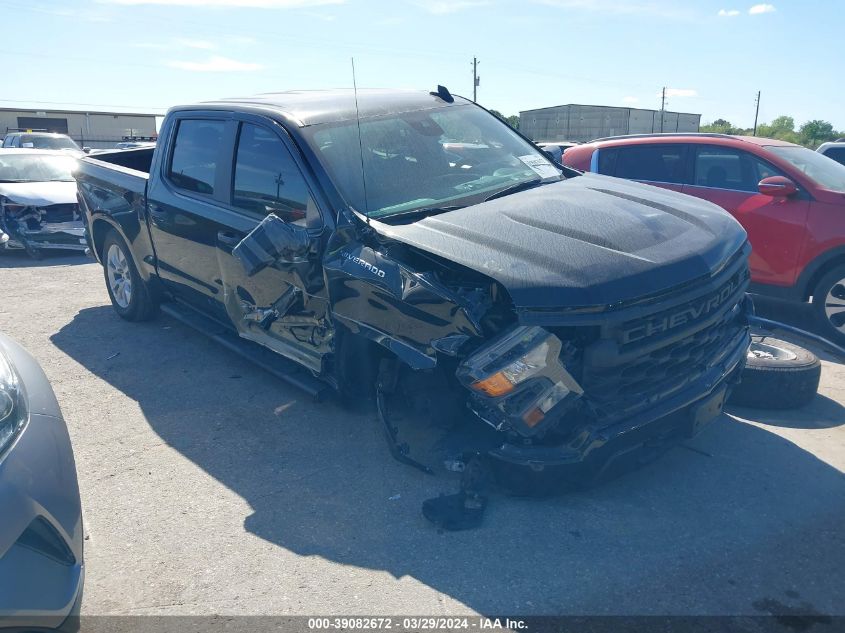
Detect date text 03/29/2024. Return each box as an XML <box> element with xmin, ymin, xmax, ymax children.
<box><xmin>307</xmin><ymin>617</ymin><xmax>528</xmax><ymax>630</ymax></box>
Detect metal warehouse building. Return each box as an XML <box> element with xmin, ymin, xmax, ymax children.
<box><xmin>519</xmin><ymin>104</ymin><xmax>701</xmax><ymax>143</ymax></box>
<box><xmin>0</xmin><ymin>107</ymin><xmax>159</xmax><ymax>150</ymax></box>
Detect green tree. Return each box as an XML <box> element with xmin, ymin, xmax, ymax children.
<box><xmin>769</xmin><ymin>115</ymin><xmax>795</xmax><ymax>133</ymax></box>
<box><xmin>756</xmin><ymin>115</ymin><xmax>799</xmax><ymax>143</ymax></box>
<box><xmin>799</xmin><ymin>120</ymin><xmax>836</xmax><ymax>148</ymax></box>
<box><xmin>488</xmin><ymin>109</ymin><xmax>519</xmax><ymax>130</ymax></box>
<box><xmin>701</xmin><ymin>119</ymin><xmax>745</xmax><ymax>135</ymax></box>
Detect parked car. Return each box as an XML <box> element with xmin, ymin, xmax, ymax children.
<box><xmin>564</xmin><ymin>133</ymin><xmax>845</xmax><ymax>344</ymax></box>
<box><xmin>2</xmin><ymin>132</ymin><xmax>86</xmax><ymax>156</ymax></box>
<box><xmin>76</xmin><ymin>88</ymin><xmax>753</xmax><ymax>492</ymax></box>
<box><xmin>114</xmin><ymin>141</ymin><xmax>156</xmax><ymax>150</ymax></box>
<box><xmin>0</xmin><ymin>149</ymin><xmax>87</xmax><ymax>258</ymax></box>
<box><xmin>817</xmin><ymin>141</ymin><xmax>845</xmax><ymax>167</ymax></box>
<box><xmin>536</xmin><ymin>140</ymin><xmax>579</xmax><ymax>163</ymax></box>
<box><xmin>0</xmin><ymin>332</ymin><xmax>84</xmax><ymax>630</ymax></box>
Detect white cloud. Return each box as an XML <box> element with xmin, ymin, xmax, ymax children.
<box><xmin>166</xmin><ymin>56</ymin><xmax>263</xmax><ymax>72</ymax></box>
<box><xmin>660</xmin><ymin>88</ymin><xmax>698</xmax><ymax>98</ymax></box>
<box><xmin>174</xmin><ymin>38</ymin><xmax>215</xmax><ymax>49</ymax></box>
<box><xmin>534</xmin><ymin>0</ymin><xmax>692</xmax><ymax>18</ymax></box>
<box><xmin>622</xmin><ymin>96</ymin><xmax>639</xmax><ymax>104</ymax></box>
<box><xmin>100</xmin><ymin>0</ymin><xmax>342</xmax><ymax>7</ymax></box>
<box><xmin>414</xmin><ymin>1</ymin><xmax>489</xmax><ymax>14</ymax></box>
<box><xmin>717</xmin><ymin>8</ymin><xmax>740</xmax><ymax>16</ymax></box>
<box><xmin>748</xmin><ymin>3</ymin><xmax>775</xmax><ymax>14</ymax></box>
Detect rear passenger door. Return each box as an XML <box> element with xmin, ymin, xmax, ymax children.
<box><xmin>682</xmin><ymin>145</ymin><xmax>809</xmax><ymax>286</ymax></box>
<box><xmin>146</xmin><ymin>113</ymin><xmax>235</xmax><ymax>322</ymax></box>
<box><xmin>596</xmin><ymin>143</ymin><xmax>689</xmax><ymax>194</ymax></box>
<box><xmin>211</xmin><ymin>117</ymin><xmax>331</xmax><ymax>374</ymax></box>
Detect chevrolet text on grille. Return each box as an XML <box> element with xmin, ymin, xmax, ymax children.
<box><xmin>621</xmin><ymin>279</ymin><xmax>740</xmax><ymax>344</ymax></box>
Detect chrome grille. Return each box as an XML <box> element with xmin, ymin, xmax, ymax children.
<box><xmin>578</xmin><ymin>264</ymin><xmax>750</xmax><ymax>425</ymax></box>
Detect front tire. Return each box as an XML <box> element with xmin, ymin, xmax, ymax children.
<box><xmin>811</xmin><ymin>264</ymin><xmax>845</xmax><ymax>346</ymax></box>
<box><xmin>102</xmin><ymin>229</ymin><xmax>157</xmax><ymax>321</ymax></box>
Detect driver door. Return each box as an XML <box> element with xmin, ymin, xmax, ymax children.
<box><xmin>213</xmin><ymin>118</ymin><xmax>331</xmax><ymax>374</ymax></box>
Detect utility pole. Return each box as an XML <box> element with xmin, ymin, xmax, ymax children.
<box><xmin>753</xmin><ymin>91</ymin><xmax>761</xmax><ymax>136</ymax></box>
<box><xmin>472</xmin><ymin>57</ymin><xmax>480</xmax><ymax>102</ymax></box>
<box><xmin>659</xmin><ymin>86</ymin><xmax>666</xmax><ymax>133</ymax></box>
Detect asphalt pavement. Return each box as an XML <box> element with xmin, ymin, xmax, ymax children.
<box><xmin>0</xmin><ymin>251</ymin><xmax>843</xmax><ymax>619</ymax></box>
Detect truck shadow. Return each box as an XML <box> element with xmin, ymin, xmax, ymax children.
<box><xmin>51</xmin><ymin>305</ymin><xmax>845</xmax><ymax>616</ymax></box>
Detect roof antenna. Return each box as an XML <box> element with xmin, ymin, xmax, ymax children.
<box><xmin>351</xmin><ymin>57</ymin><xmax>370</xmax><ymax>224</ymax></box>
<box><xmin>430</xmin><ymin>85</ymin><xmax>454</xmax><ymax>103</ymax></box>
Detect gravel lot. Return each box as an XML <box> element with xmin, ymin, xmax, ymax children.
<box><xmin>1</xmin><ymin>252</ymin><xmax>843</xmax><ymax>618</ymax></box>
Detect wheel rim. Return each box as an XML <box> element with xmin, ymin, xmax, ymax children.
<box><xmin>106</xmin><ymin>243</ymin><xmax>132</xmax><ymax>308</ymax></box>
<box><xmin>748</xmin><ymin>340</ymin><xmax>797</xmax><ymax>362</ymax></box>
<box><xmin>824</xmin><ymin>276</ymin><xmax>845</xmax><ymax>334</ymax></box>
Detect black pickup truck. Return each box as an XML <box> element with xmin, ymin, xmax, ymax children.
<box><xmin>76</xmin><ymin>88</ymin><xmax>752</xmax><ymax>495</ymax></box>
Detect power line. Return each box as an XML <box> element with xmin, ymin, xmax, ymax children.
<box><xmin>0</xmin><ymin>98</ymin><xmax>167</xmax><ymax>112</ymax></box>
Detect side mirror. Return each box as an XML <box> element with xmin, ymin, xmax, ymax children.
<box><xmin>83</xmin><ymin>147</ymin><xmax>92</xmax><ymax>154</ymax></box>
<box><xmin>232</xmin><ymin>213</ymin><xmax>312</xmax><ymax>276</ymax></box>
<box><xmin>758</xmin><ymin>176</ymin><xmax>798</xmax><ymax>197</ymax></box>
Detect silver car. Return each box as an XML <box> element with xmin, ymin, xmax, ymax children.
<box><xmin>0</xmin><ymin>149</ymin><xmax>87</xmax><ymax>259</ymax></box>
<box><xmin>0</xmin><ymin>333</ymin><xmax>83</xmax><ymax>630</ymax></box>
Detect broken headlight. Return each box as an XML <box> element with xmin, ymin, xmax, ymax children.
<box><xmin>456</xmin><ymin>326</ymin><xmax>583</xmax><ymax>437</ymax></box>
<box><xmin>0</xmin><ymin>350</ymin><xmax>28</xmax><ymax>457</ymax></box>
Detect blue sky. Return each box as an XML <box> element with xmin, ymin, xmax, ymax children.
<box><xmin>2</xmin><ymin>0</ymin><xmax>841</xmax><ymax>131</ymax></box>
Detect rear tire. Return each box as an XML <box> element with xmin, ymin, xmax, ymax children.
<box><xmin>102</xmin><ymin>229</ymin><xmax>158</xmax><ymax>321</ymax></box>
<box><xmin>728</xmin><ymin>335</ymin><xmax>820</xmax><ymax>410</ymax></box>
<box><xmin>811</xmin><ymin>264</ymin><xmax>845</xmax><ymax>346</ymax></box>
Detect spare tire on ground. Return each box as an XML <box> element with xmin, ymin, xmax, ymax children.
<box><xmin>728</xmin><ymin>335</ymin><xmax>821</xmax><ymax>410</ymax></box>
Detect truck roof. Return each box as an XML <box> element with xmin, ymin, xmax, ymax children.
<box><xmin>193</xmin><ymin>89</ymin><xmax>471</xmax><ymax>127</ymax></box>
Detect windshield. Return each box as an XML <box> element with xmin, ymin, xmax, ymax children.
<box><xmin>20</xmin><ymin>135</ymin><xmax>80</xmax><ymax>151</ymax></box>
<box><xmin>767</xmin><ymin>145</ymin><xmax>845</xmax><ymax>192</ymax></box>
<box><xmin>302</xmin><ymin>104</ymin><xmax>562</xmax><ymax>219</ymax></box>
<box><xmin>0</xmin><ymin>154</ymin><xmax>76</xmax><ymax>182</ymax></box>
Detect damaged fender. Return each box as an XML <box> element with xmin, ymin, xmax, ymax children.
<box><xmin>323</xmin><ymin>237</ymin><xmax>490</xmax><ymax>370</ymax></box>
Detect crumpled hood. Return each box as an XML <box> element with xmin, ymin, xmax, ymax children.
<box><xmin>376</xmin><ymin>173</ymin><xmax>748</xmax><ymax>309</ymax></box>
<box><xmin>0</xmin><ymin>181</ymin><xmax>77</xmax><ymax>207</ymax></box>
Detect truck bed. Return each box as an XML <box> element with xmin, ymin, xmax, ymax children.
<box><xmin>87</xmin><ymin>147</ymin><xmax>155</xmax><ymax>174</ymax></box>
<box><xmin>76</xmin><ymin>148</ymin><xmax>155</xmax><ymax>274</ymax></box>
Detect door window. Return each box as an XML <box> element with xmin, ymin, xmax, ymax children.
<box><xmin>168</xmin><ymin>119</ymin><xmax>225</xmax><ymax>195</ymax></box>
<box><xmin>232</xmin><ymin>123</ymin><xmax>316</xmax><ymax>226</ymax></box>
<box><xmin>599</xmin><ymin>144</ymin><xmax>687</xmax><ymax>184</ymax></box>
<box><xmin>692</xmin><ymin>146</ymin><xmax>785</xmax><ymax>192</ymax></box>
<box><xmin>823</xmin><ymin>147</ymin><xmax>845</xmax><ymax>167</ymax></box>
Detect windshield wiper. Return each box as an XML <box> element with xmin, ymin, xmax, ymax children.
<box><xmin>375</xmin><ymin>205</ymin><xmax>465</xmax><ymax>223</ymax></box>
<box><xmin>483</xmin><ymin>178</ymin><xmax>545</xmax><ymax>202</ymax></box>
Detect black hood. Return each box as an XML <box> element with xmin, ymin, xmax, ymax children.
<box><xmin>375</xmin><ymin>173</ymin><xmax>747</xmax><ymax>309</ymax></box>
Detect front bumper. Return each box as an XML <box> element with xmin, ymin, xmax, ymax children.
<box><xmin>0</xmin><ymin>221</ymin><xmax>87</xmax><ymax>253</ymax></box>
<box><xmin>0</xmin><ymin>335</ymin><xmax>84</xmax><ymax>630</ymax></box>
<box><xmin>486</xmin><ymin>327</ymin><xmax>749</xmax><ymax>493</ymax></box>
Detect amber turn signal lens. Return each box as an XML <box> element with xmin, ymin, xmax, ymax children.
<box><xmin>471</xmin><ymin>371</ymin><xmax>514</xmax><ymax>397</ymax></box>
<box><xmin>522</xmin><ymin>407</ymin><xmax>545</xmax><ymax>428</ymax></box>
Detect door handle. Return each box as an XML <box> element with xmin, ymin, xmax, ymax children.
<box><xmin>217</xmin><ymin>231</ymin><xmax>242</xmax><ymax>248</ymax></box>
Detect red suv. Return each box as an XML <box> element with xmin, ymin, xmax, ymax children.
<box><xmin>564</xmin><ymin>134</ymin><xmax>845</xmax><ymax>343</ymax></box>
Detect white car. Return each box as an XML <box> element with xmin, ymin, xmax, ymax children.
<box><xmin>0</xmin><ymin>149</ymin><xmax>86</xmax><ymax>258</ymax></box>
<box><xmin>817</xmin><ymin>141</ymin><xmax>845</xmax><ymax>167</ymax></box>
